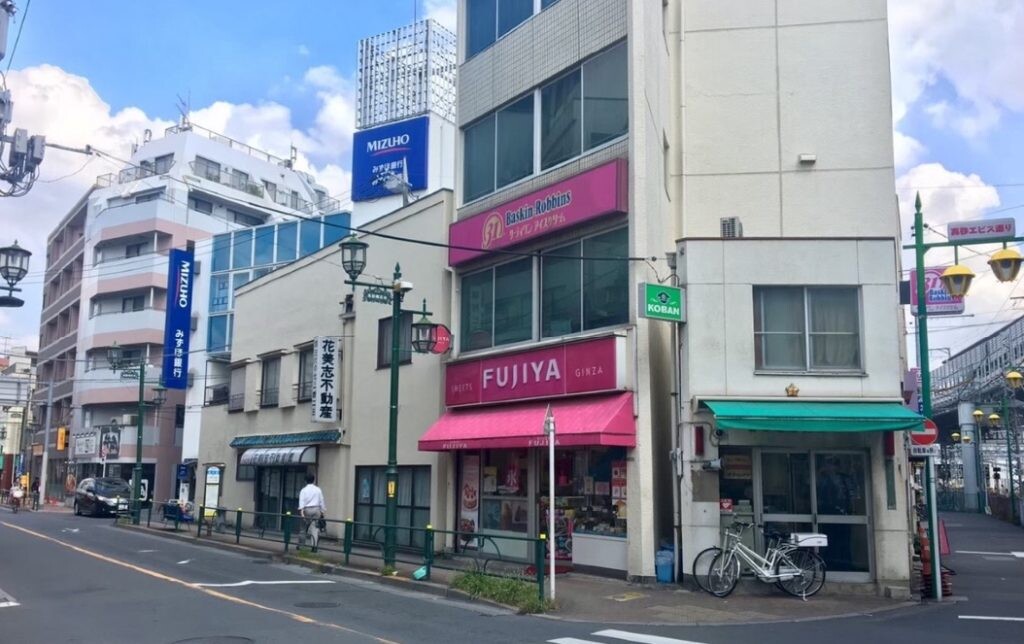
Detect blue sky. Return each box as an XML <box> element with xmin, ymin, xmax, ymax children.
<box><xmin>1</xmin><ymin>0</ymin><xmax>1022</xmax><ymax>358</ymax></box>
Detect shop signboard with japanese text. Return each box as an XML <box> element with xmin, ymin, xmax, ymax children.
<box><xmin>351</xmin><ymin>116</ymin><xmax>429</xmax><ymax>201</ymax></box>
<box><xmin>445</xmin><ymin>336</ymin><xmax>625</xmax><ymax>407</ymax></box>
<box><xmin>100</xmin><ymin>426</ymin><xmax>121</xmax><ymax>460</ymax></box>
<box><xmin>161</xmin><ymin>249</ymin><xmax>195</xmax><ymax>388</ymax></box>
<box><xmin>909</xmin><ymin>267</ymin><xmax>965</xmax><ymax>316</ymax></box>
<box><xmin>312</xmin><ymin>336</ymin><xmax>340</xmax><ymax>423</ymax></box>
<box><xmin>947</xmin><ymin>218</ymin><xmax>1015</xmax><ymax>243</ymax></box>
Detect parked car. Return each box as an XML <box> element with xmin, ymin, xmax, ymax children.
<box><xmin>74</xmin><ymin>477</ymin><xmax>131</xmax><ymax>517</ymax></box>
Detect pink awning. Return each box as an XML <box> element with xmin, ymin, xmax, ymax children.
<box><xmin>418</xmin><ymin>393</ymin><xmax>636</xmax><ymax>451</ymax></box>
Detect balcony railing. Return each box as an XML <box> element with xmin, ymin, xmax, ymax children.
<box><xmin>95</xmin><ymin>166</ymin><xmax>173</xmax><ymax>188</ymax></box>
<box><xmin>166</xmin><ymin>123</ymin><xmax>288</xmax><ymax>165</ymax></box>
<box><xmin>189</xmin><ymin>161</ymin><xmax>266</xmax><ymax>198</ymax></box>
<box><xmin>228</xmin><ymin>394</ymin><xmax>245</xmax><ymax>412</ymax></box>
<box><xmin>205</xmin><ymin>385</ymin><xmax>229</xmax><ymax>406</ymax></box>
<box><xmin>296</xmin><ymin>380</ymin><xmax>313</xmax><ymax>402</ymax></box>
<box><xmin>259</xmin><ymin>388</ymin><xmax>279</xmax><ymax>408</ymax></box>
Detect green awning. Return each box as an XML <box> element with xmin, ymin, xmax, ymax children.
<box><xmin>230</xmin><ymin>429</ymin><xmax>342</xmax><ymax>448</ymax></box>
<box><xmin>703</xmin><ymin>400</ymin><xmax>924</xmax><ymax>433</ymax></box>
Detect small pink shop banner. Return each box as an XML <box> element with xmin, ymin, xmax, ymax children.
<box><xmin>445</xmin><ymin>336</ymin><xmax>624</xmax><ymax>407</ymax></box>
<box><xmin>449</xmin><ymin>159</ymin><xmax>628</xmax><ymax>266</ymax></box>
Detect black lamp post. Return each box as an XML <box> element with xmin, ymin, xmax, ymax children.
<box><xmin>0</xmin><ymin>240</ymin><xmax>32</xmax><ymax>308</ymax></box>
<box><xmin>339</xmin><ymin>233</ymin><xmax>437</xmax><ymax>567</ymax></box>
<box><xmin>106</xmin><ymin>342</ymin><xmax>166</xmax><ymax>524</ymax></box>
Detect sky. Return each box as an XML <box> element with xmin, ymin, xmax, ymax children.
<box><xmin>0</xmin><ymin>0</ymin><xmax>1022</xmax><ymax>365</ymax></box>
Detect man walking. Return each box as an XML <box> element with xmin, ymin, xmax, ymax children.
<box><xmin>298</xmin><ymin>473</ymin><xmax>325</xmax><ymax>550</ymax></box>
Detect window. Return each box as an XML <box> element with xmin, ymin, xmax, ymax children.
<box><xmin>467</xmin><ymin>0</ymin><xmax>533</xmax><ymax>58</ymax></box>
<box><xmin>237</xmin><ymin>452</ymin><xmax>255</xmax><ymax>481</ymax></box>
<box><xmin>189</xmin><ymin>196</ymin><xmax>213</xmax><ymax>215</ymax></box>
<box><xmin>194</xmin><ymin>157</ymin><xmax>220</xmax><ymax>182</ymax></box>
<box><xmin>231</xmin><ymin>169</ymin><xmax>250</xmax><ymax>191</ymax></box>
<box><xmin>212</xmin><ymin>234</ymin><xmax>231</xmax><ymax>271</ymax></box>
<box><xmin>121</xmin><ymin>295</ymin><xmax>145</xmax><ymax>313</ymax></box>
<box><xmin>377</xmin><ymin>313</ymin><xmax>413</xmax><ymax>369</ymax></box>
<box><xmin>300</xmin><ymin>218</ymin><xmax>322</xmax><ymax>256</ymax></box>
<box><xmin>154</xmin><ymin>154</ymin><xmax>174</xmax><ymax>174</ymax></box>
<box><xmin>254</xmin><ymin>226</ymin><xmax>275</xmax><ymax>265</ymax></box>
<box><xmin>174</xmin><ymin>404</ymin><xmax>186</xmax><ymax>428</ymax></box>
<box><xmin>354</xmin><ymin>465</ymin><xmax>431</xmax><ymax>548</ymax></box>
<box><xmin>208</xmin><ymin>315</ymin><xmax>229</xmax><ymax>353</ymax></box>
<box><xmin>210</xmin><ymin>275</ymin><xmax>229</xmax><ymax>313</ymax></box>
<box><xmin>753</xmin><ymin>287</ymin><xmax>861</xmax><ymax>371</ymax></box>
<box><xmin>276</xmin><ymin>222</ymin><xmax>297</xmax><ymax>262</ymax></box>
<box><xmin>263</xmin><ymin>180</ymin><xmax>277</xmax><ymax>201</ymax></box>
<box><xmin>228</xmin><ymin>365</ymin><xmax>245</xmax><ymax>411</ymax></box>
<box><xmin>462</xmin><ymin>42</ymin><xmax>628</xmax><ymax>202</ymax></box>
<box><xmin>460</xmin><ymin>258</ymin><xmax>532</xmax><ymax>351</ymax></box>
<box><xmin>542</xmin><ymin>228</ymin><xmax>628</xmax><ymax>337</ymax></box>
<box><xmin>297</xmin><ymin>348</ymin><xmax>314</xmax><ymax>401</ymax></box>
<box><xmin>260</xmin><ymin>357</ymin><xmax>280</xmax><ymax>407</ymax></box>
<box><xmin>125</xmin><ymin>242</ymin><xmax>145</xmax><ymax>258</ymax></box>
<box><xmin>135</xmin><ymin>191</ymin><xmax>161</xmax><ymax>204</ymax></box>
<box><xmin>232</xmin><ymin>211</ymin><xmax>263</xmax><ymax>227</ymax></box>
<box><xmin>232</xmin><ymin>229</ymin><xmax>252</xmax><ymax>269</ymax></box>
<box><xmin>323</xmin><ymin>213</ymin><xmax>349</xmax><ymax>246</ymax></box>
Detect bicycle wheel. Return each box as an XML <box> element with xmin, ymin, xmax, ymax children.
<box><xmin>776</xmin><ymin>549</ymin><xmax>826</xmax><ymax>598</ymax></box>
<box><xmin>690</xmin><ymin>547</ymin><xmax>721</xmax><ymax>593</ymax></box>
<box><xmin>706</xmin><ymin>551</ymin><xmax>740</xmax><ymax>597</ymax></box>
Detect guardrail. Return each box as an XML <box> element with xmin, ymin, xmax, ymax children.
<box><xmin>177</xmin><ymin>507</ymin><xmax>549</xmax><ymax>601</ymax></box>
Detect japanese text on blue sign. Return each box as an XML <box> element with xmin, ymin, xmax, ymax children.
<box><xmin>161</xmin><ymin>249</ymin><xmax>195</xmax><ymax>389</ymax></box>
<box><xmin>351</xmin><ymin>116</ymin><xmax>429</xmax><ymax>201</ymax></box>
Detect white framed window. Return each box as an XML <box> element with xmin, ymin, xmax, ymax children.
<box><xmin>753</xmin><ymin>287</ymin><xmax>862</xmax><ymax>372</ymax></box>
<box><xmin>121</xmin><ymin>295</ymin><xmax>145</xmax><ymax>313</ymax></box>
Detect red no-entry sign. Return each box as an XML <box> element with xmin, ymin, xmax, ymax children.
<box><xmin>912</xmin><ymin>418</ymin><xmax>939</xmax><ymax>446</ymax></box>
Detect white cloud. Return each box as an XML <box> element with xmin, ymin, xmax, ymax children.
<box><xmin>896</xmin><ymin>162</ymin><xmax>1001</xmax><ymax>230</ymax></box>
<box><xmin>297</xmin><ymin>44</ymin><xmax>311</xmax><ymax>57</ymax></box>
<box><xmin>423</xmin><ymin>0</ymin><xmax>457</xmax><ymax>31</ymax></box>
<box><xmin>889</xmin><ymin>0</ymin><xmax>1024</xmax><ymax>137</ymax></box>
<box><xmin>893</xmin><ymin>131</ymin><xmax>926</xmax><ymax>170</ymax></box>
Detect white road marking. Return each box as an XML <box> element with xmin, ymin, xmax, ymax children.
<box><xmin>60</xmin><ymin>528</ymin><xmax>79</xmax><ymax>533</ymax></box>
<box><xmin>958</xmin><ymin>615</ymin><xmax>1024</xmax><ymax>622</ymax></box>
<box><xmin>193</xmin><ymin>580</ymin><xmax>336</xmax><ymax>588</ymax></box>
<box><xmin>954</xmin><ymin>550</ymin><xmax>1013</xmax><ymax>556</ymax></box>
<box><xmin>594</xmin><ymin>630</ymin><xmax>707</xmax><ymax>644</ymax></box>
<box><xmin>138</xmin><ymin>549</ymin><xmax>157</xmax><ymax>553</ymax></box>
<box><xmin>1012</xmin><ymin>552</ymin><xmax>1024</xmax><ymax>559</ymax></box>
<box><xmin>548</xmin><ymin>639</ymin><xmax>603</xmax><ymax>644</ymax></box>
<box><xmin>0</xmin><ymin>601</ymin><xmax>20</xmax><ymax>608</ymax></box>
<box><xmin>177</xmin><ymin>559</ymin><xmax>192</xmax><ymax>565</ymax></box>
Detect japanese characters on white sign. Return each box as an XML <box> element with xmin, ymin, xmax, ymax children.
<box><xmin>947</xmin><ymin>218</ymin><xmax>1016</xmax><ymax>243</ymax></box>
<box><xmin>312</xmin><ymin>336</ymin><xmax>340</xmax><ymax>423</ymax></box>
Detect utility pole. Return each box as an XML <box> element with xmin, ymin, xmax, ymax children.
<box><xmin>38</xmin><ymin>381</ymin><xmax>53</xmax><ymax>507</ymax></box>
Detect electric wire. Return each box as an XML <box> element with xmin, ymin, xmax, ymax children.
<box><xmin>3</xmin><ymin>0</ymin><xmax>29</xmax><ymax>74</ymax></box>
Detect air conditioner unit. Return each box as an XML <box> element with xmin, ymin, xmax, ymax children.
<box><xmin>190</xmin><ymin>315</ymin><xmax>199</xmax><ymax>332</ymax></box>
<box><xmin>187</xmin><ymin>371</ymin><xmax>196</xmax><ymax>388</ymax></box>
<box><xmin>122</xmin><ymin>414</ymin><xmax>139</xmax><ymax>426</ymax></box>
<box><xmin>720</xmin><ymin>217</ymin><xmax>744</xmax><ymax>239</ymax></box>
<box><xmin>193</xmin><ymin>259</ymin><xmax>201</xmax><ymax>276</ymax></box>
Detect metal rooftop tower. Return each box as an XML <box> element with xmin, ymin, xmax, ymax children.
<box><xmin>356</xmin><ymin>19</ymin><xmax>457</xmax><ymax>130</ymax></box>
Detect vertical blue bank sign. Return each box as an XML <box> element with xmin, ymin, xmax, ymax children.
<box><xmin>351</xmin><ymin>115</ymin><xmax>429</xmax><ymax>201</ymax></box>
<box><xmin>162</xmin><ymin>249</ymin><xmax>195</xmax><ymax>389</ymax></box>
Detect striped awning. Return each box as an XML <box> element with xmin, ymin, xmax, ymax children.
<box><xmin>229</xmin><ymin>429</ymin><xmax>342</xmax><ymax>448</ymax></box>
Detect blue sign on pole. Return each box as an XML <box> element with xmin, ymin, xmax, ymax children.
<box><xmin>161</xmin><ymin>249</ymin><xmax>195</xmax><ymax>389</ymax></box>
<box><xmin>176</xmin><ymin>464</ymin><xmax>189</xmax><ymax>481</ymax></box>
<box><xmin>351</xmin><ymin>116</ymin><xmax>429</xmax><ymax>201</ymax></box>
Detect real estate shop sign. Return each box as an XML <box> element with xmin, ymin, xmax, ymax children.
<box><xmin>909</xmin><ymin>267</ymin><xmax>965</xmax><ymax>316</ymax></box>
<box><xmin>448</xmin><ymin>159</ymin><xmax>629</xmax><ymax>266</ymax></box>
<box><xmin>445</xmin><ymin>336</ymin><xmax>625</xmax><ymax>407</ymax></box>
<box><xmin>161</xmin><ymin>249</ymin><xmax>195</xmax><ymax>389</ymax></box>
<box><xmin>351</xmin><ymin>115</ymin><xmax>429</xmax><ymax>201</ymax></box>
<box><xmin>312</xmin><ymin>336</ymin><xmax>340</xmax><ymax>423</ymax></box>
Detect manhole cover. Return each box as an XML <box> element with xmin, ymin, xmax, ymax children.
<box><xmin>171</xmin><ymin>638</ymin><xmax>254</xmax><ymax>644</ymax></box>
<box><xmin>294</xmin><ymin>601</ymin><xmax>340</xmax><ymax>609</ymax></box>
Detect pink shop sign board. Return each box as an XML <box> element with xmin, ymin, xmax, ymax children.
<box><xmin>449</xmin><ymin>159</ymin><xmax>629</xmax><ymax>266</ymax></box>
<box><xmin>445</xmin><ymin>336</ymin><xmax>626</xmax><ymax>407</ymax></box>
<box><xmin>909</xmin><ymin>267</ymin><xmax>965</xmax><ymax>316</ymax></box>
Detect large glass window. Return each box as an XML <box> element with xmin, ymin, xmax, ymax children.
<box><xmin>354</xmin><ymin>466</ymin><xmax>431</xmax><ymax>548</ymax></box>
<box><xmin>496</xmin><ymin>95</ymin><xmax>534</xmax><ymax>189</ymax></box>
<box><xmin>582</xmin><ymin>228</ymin><xmax>629</xmax><ymax>330</ymax></box>
<box><xmin>276</xmin><ymin>222</ymin><xmax>297</xmax><ymax>262</ymax></box>
<box><xmin>232</xmin><ymin>272</ymin><xmax>251</xmax><ymax>308</ymax></box>
<box><xmin>297</xmin><ymin>348</ymin><xmax>314</xmax><ymax>402</ymax></box>
<box><xmin>753</xmin><ymin>287</ymin><xmax>861</xmax><ymax>371</ymax></box>
<box><xmin>208</xmin><ymin>315</ymin><xmax>228</xmax><ymax>352</ymax></box>
<box><xmin>463</xmin><ymin>116</ymin><xmax>495</xmax><ymax>202</ymax></box>
<box><xmin>300</xmin><ymin>218</ymin><xmax>322</xmax><ymax>256</ymax></box>
<box><xmin>254</xmin><ymin>226</ymin><xmax>275</xmax><ymax>265</ymax></box>
<box><xmin>461</xmin><ymin>270</ymin><xmax>495</xmax><ymax>351</ymax></box>
<box><xmin>582</xmin><ymin>42</ymin><xmax>629</xmax><ymax>149</ymax></box>
<box><xmin>541</xmin><ymin>70</ymin><xmax>582</xmax><ymax>169</ymax></box>
<box><xmin>231</xmin><ymin>230</ymin><xmax>252</xmax><ymax>269</ymax></box>
<box><xmin>377</xmin><ymin>313</ymin><xmax>413</xmax><ymax>369</ymax></box>
<box><xmin>260</xmin><ymin>357</ymin><xmax>280</xmax><ymax>407</ymax></box>
<box><xmin>323</xmin><ymin>213</ymin><xmax>349</xmax><ymax>246</ymax></box>
<box><xmin>542</xmin><ymin>242</ymin><xmax>582</xmax><ymax>337</ymax></box>
<box><xmin>467</xmin><ymin>0</ymin><xmax>536</xmax><ymax>59</ymax></box>
<box><xmin>499</xmin><ymin>0</ymin><xmax>533</xmax><ymax>37</ymax></box>
<box><xmin>209</xmin><ymin>275</ymin><xmax>229</xmax><ymax>313</ymax></box>
<box><xmin>212</xmin><ymin>234</ymin><xmax>231</xmax><ymax>272</ymax></box>
<box><xmin>494</xmin><ymin>259</ymin><xmax>533</xmax><ymax>345</ymax></box>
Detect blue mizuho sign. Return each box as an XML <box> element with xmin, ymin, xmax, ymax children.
<box><xmin>351</xmin><ymin>116</ymin><xmax>429</xmax><ymax>201</ymax></box>
<box><xmin>161</xmin><ymin>249</ymin><xmax>195</xmax><ymax>389</ymax></box>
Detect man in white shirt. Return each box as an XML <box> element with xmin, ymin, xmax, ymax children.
<box><xmin>298</xmin><ymin>473</ymin><xmax>326</xmax><ymax>550</ymax></box>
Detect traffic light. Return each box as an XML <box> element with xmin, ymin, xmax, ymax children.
<box><xmin>56</xmin><ymin>427</ymin><xmax>67</xmax><ymax>451</ymax></box>
<box><xmin>993</xmin><ymin>466</ymin><xmax>1002</xmax><ymax>481</ymax></box>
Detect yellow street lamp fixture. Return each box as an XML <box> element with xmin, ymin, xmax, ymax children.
<box><xmin>952</xmin><ymin>432</ymin><xmax>961</xmax><ymax>443</ymax></box>
<box><xmin>988</xmin><ymin>248</ymin><xmax>1024</xmax><ymax>283</ymax></box>
<box><xmin>1006</xmin><ymin>370</ymin><xmax>1024</xmax><ymax>390</ymax></box>
<box><xmin>973</xmin><ymin>409</ymin><xmax>984</xmax><ymax>422</ymax></box>
<box><xmin>988</xmin><ymin>412</ymin><xmax>1001</xmax><ymax>428</ymax></box>
<box><xmin>940</xmin><ymin>264</ymin><xmax>975</xmax><ymax>297</ymax></box>
<box><xmin>962</xmin><ymin>434</ymin><xmax>973</xmax><ymax>444</ymax></box>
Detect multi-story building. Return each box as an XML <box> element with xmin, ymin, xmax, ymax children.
<box><xmin>35</xmin><ymin>122</ymin><xmax>338</xmax><ymax>504</ymax></box>
<box><xmin>0</xmin><ymin>345</ymin><xmax>36</xmax><ymax>490</ymax></box>
<box><xmin>417</xmin><ymin>0</ymin><xmax>917</xmax><ymax>591</ymax></box>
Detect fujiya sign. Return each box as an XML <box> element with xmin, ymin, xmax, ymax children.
<box><xmin>638</xmin><ymin>283</ymin><xmax>685</xmax><ymax>323</ymax></box>
<box><xmin>449</xmin><ymin>160</ymin><xmax>628</xmax><ymax>266</ymax></box>
<box><xmin>947</xmin><ymin>218</ymin><xmax>1015</xmax><ymax>243</ymax></box>
<box><xmin>909</xmin><ymin>267</ymin><xmax>965</xmax><ymax>316</ymax></box>
<box><xmin>445</xmin><ymin>336</ymin><xmax>625</xmax><ymax>407</ymax></box>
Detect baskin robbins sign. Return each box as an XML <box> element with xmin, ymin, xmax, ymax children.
<box><xmin>351</xmin><ymin>115</ymin><xmax>429</xmax><ymax>201</ymax></box>
<box><xmin>449</xmin><ymin>159</ymin><xmax>628</xmax><ymax>266</ymax></box>
<box><xmin>445</xmin><ymin>336</ymin><xmax>626</xmax><ymax>407</ymax></box>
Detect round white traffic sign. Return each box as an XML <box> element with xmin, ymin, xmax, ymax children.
<box><xmin>912</xmin><ymin>418</ymin><xmax>939</xmax><ymax>446</ymax></box>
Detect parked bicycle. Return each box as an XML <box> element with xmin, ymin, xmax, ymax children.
<box><xmin>706</xmin><ymin>521</ymin><xmax>827</xmax><ymax>599</ymax></box>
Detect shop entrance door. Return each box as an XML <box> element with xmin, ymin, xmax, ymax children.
<box><xmin>758</xmin><ymin>449</ymin><xmax>872</xmax><ymax>582</ymax></box>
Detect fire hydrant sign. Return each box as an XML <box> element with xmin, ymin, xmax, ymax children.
<box><xmin>638</xmin><ymin>282</ymin><xmax>685</xmax><ymax>323</ymax></box>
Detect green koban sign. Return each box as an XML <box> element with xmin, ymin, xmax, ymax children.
<box><xmin>638</xmin><ymin>282</ymin><xmax>685</xmax><ymax>323</ymax></box>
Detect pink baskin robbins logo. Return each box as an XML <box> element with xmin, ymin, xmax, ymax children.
<box><xmin>449</xmin><ymin>159</ymin><xmax>628</xmax><ymax>265</ymax></box>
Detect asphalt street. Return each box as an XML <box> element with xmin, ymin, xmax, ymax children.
<box><xmin>0</xmin><ymin>509</ymin><xmax>1021</xmax><ymax>643</ymax></box>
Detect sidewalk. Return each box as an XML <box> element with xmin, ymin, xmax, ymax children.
<box><xmin>120</xmin><ymin>520</ymin><xmax>918</xmax><ymax>626</ymax></box>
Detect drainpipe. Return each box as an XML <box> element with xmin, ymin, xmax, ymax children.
<box><xmin>666</xmin><ymin>251</ymin><xmax>682</xmax><ymax>583</ymax></box>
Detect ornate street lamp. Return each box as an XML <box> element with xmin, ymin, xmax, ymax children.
<box><xmin>0</xmin><ymin>240</ymin><xmax>32</xmax><ymax>307</ymax></box>
<box><xmin>339</xmin><ymin>234</ymin><xmax>369</xmax><ymax>284</ymax></box>
<box><xmin>411</xmin><ymin>302</ymin><xmax>439</xmax><ymax>354</ymax></box>
<box><xmin>939</xmin><ymin>264</ymin><xmax>975</xmax><ymax>298</ymax></box>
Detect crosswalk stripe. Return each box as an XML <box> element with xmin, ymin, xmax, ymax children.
<box><xmin>593</xmin><ymin>630</ymin><xmax>707</xmax><ymax>644</ymax></box>
<box><xmin>547</xmin><ymin>639</ymin><xmax>603</xmax><ymax>644</ymax></box>
<box><xmin>959</xmin><ymin>615</ymin><xmax>1024</xmax><ymax>622</ymax></box>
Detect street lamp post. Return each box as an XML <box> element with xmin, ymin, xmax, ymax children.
<box><xmin>0</xmin><ymin>240</ymin><xmax>32</xmax><ymax>308</ymax></box>
<box><xmin>339</xmin><ymin>234</ymin><xmax>438</xmax><ymax>568</ymax></box>
<box><xmin>106</xmin><ymin>343</ymin><xmax>166</xmax><ymax>524</ymax></box>
<box><xmin>972</xmin><ymin>408</ymin><xmax>988</xmax><ymax>512</ymax></box>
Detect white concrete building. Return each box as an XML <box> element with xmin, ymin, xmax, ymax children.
<box><xmin>36</xmin><ymin>122</ymin><xmax>337</xmax><ymax>503</ymax></box>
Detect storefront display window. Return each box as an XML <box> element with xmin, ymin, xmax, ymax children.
<box><xmin>480</xmin><ymin>450</ymin><xmax>529</xmax><ymax>533</ymax></box>
<box><xmin>354</xmin><ymin>465</ymin><xmax>431</xmax><ymax>548</ymax></box>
